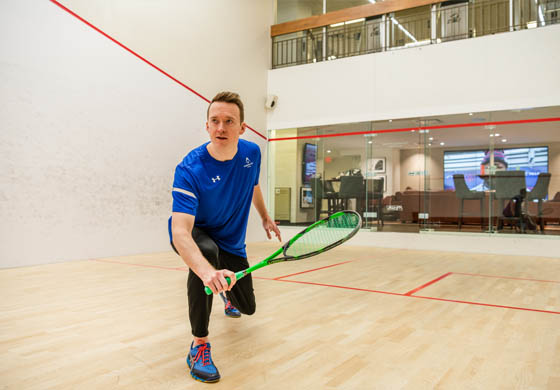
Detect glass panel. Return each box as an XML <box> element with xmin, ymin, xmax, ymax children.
<box><xmin>272</xmin><ymin>27</ymin><xmax>324</xmax><ymax>68</ymax></box>
<box><xmin>387</xmin><ymin>5</ymin><xmax>431</xmax><ymax>49</ymax></box>
<box><xmin>268</xmin><ymin>107</ymin><xmax>560</xmax><ymax>236</ymax></box>
<box><xmin>326</xmin><ymin>0</ymin><xmax>372</xmax><ymax>13</ymax></box>
<box><xmin>436</xmin><ymin>1</ymin><xmax>469</xmax><ymax>42</ymax></box>
<box><xmin>276</xmin><ymin>0</ymin><xmax>323</xmax><ymax>24</ymax></box>
<box><xmin>469</xmin><ymin>0</ymin><xmax>510</xmax><ymax>37</ymax></box>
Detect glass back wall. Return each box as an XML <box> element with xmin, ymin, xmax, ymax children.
<box><xmin>268</xmin><ymin>107</ymin><xmax>560</xmax><ymax>237</ymax></box>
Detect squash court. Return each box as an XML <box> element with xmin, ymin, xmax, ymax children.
<box><xmin>2</xmin><ymin>243</ymin><xmax>559</xmax><ymax>389</ymax></box>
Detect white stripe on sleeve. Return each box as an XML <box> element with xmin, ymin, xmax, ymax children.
<box><xmin>172</xmin><ymin>187</ymin><xmax>197</xmax><ymax>199</ymax></box>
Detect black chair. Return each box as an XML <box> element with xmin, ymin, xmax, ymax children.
<box><xmin>309</xmin><ymin>178</ymin><xmax>340</xmax><ymax>220</ymax></box>
<box><xmin>526</xmin><ymin>172</ymin><xmax>551</xmax><ymax>232</ymax></box>
<box><xmin>493</xmin><ymin>171</ymin><xmax>527</xmax><ymax>232</ymax></box>
<box><xmin>339</xmin><ymin>176</ymin><xmax>365</xmax><ymax>212</ymax></box>
<box><xmin>452</xmin><ymin>174</ymin><xmax>485</xmax><ymax>230</ymax></box>
<box><xmin>366</xmin><ymin>178</ymin><xmax>384</xmax><ymax>226</ymax></box>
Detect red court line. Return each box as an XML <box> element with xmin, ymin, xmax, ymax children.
<box><xmin>256</xmin><ymin>277</ymin><xmax>560</xmax><ymax>315</ymax></box>
<box><xmin>411</xmin><ymin>294</ymin><xmax>560</xmax><ymax>315</ymax></box>
<box><xmin>91</xmin><ymin>259</ymin><xmax>186</xmax><ymax>272</ymax></box>
<box><xmin>268</xmin><ymin>117</ymin><xmax>560</xmax><ymax>141</ymax></box>
<box><xmin>452</xmin><ymin>272</ymin><xmax>560</xmax><ymax>284</ymax></box>
<box><xmin>256</xmin><ymin>277</ymin><xmax>404</xmax><ymax>297</ymax></box>
<box><xmin>274</xmin><ymin>260</ymin><xmax>353</xmax><ymax>280</ymax></box>
<box><xmin>49</xmin><ymin>0</ymin><xmax>267</xmax><ymax>141</ymax></box>
<box><xmin>89</xmin><ymin>260</ymin><xmax>560</xmax><ymax>315</ymax></box>
<box><xmin>404</xmin><ymin>272</ymin><xmax>453</xmax><ymax>296</ymax></box>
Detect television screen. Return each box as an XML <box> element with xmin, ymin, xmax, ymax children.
<box><xmin>302</xmin><ymin>143</ymin><xmax>317</xmax><ymax>184</ymax></box>
<box><xmin>443</xmin><ymin>146</ymin><xmax>548</xmax><ymax>191</ymax></box>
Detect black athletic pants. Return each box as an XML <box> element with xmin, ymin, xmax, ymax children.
<box><xmin>171</xmin><ymin>227</ymin><xmax>256</xmax><ymax>338</ymax></box>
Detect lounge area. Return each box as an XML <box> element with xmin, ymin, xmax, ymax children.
<box><xmin>270</xmin><ymin>107</ymin><xmax>560</xmax><ymax>236</ymax></box>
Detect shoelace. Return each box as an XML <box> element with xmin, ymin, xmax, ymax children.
<box><xmin>192</xmin><ymin>344</ymin><xmax>211</xmax><ymax>367</ymax></box>
<box><xmin>225</xmin><ymin>301</ymin><xmax>235</xmax><ymax>311</ymax></box>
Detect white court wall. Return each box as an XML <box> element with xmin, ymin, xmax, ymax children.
<box><xmin>0</xmin><ymin>0</ymin><xmax>272</xmax><ymax>268</ymax></box>
<box><xmin>267</xmin><ymin>24</ymin><xmax>560</xmax><ymax>130</ymax></box>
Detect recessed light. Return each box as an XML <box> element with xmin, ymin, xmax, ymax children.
<box><xmin>428</xmin><ymin>137</ymin><xmax>434</xmax><ymax>141</ymax></box>
<box><xmin>326</xmin><ymin>150</ymin><xmax>331</xmax><ymax>153</ymax></box>
<box><xmin>501</xmin><ymin>139</ymin><xmax>507</xmax><ymax>143</ymax></box>
<box><xmin>469</xmin><ymin>112</ymin><xmax>473</xmax><ymax>116</ymax></box>
<box><xmin>368</xmin><ymin>141</ymin><xmax>373</xmax><ymax>144</ymax></box>
<box><xmin>388</xmin><ymin>119</ymin><xmax>393</xmax><ymax>122</ymax></box>
<box><xmin>440</xmin><ymin>142</ymin><xmax>445</xmax><ymax>146</ymax></box>
<box><xmin>411</xmin><ymin>130</ymin><xmax>416</xmax><ymax>132</ymax></box>
<box><xmin>495</xmin><ymin>133</ymin><xmax>500</xmax><ymax>137</ymax></box>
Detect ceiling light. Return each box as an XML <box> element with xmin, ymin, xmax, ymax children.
<box><xmin>326</xmin><ymin>150</ymin><xmax>331</xmax><ymax>153</ymax></box>
<box><xmin>368</xmin><ymin>141</ymin><xmax>373</xmax><ymax>144</ymax></box>
<box><xmin>369</xmin><ymin>0</ymin><xmax>376</xmax><ymax>3</ymax></box>
<box><xmin>501</xmin><ymin>139</ymin><xmax>507</xmax><ymax>143</ymax></box>
<box><xmin>389</xmin><ymin>119</ymin><xmax>393</xmax><ymax>122</ymax></box>
<box><xmin>429</xmin><ymin>137</ymin><xmax>434</xmax><ymax>141</ymax></box>
<box><xmin>411</xmin><ymin>130</ymin><xmax>416</xmax><ymax>132</ymax></box>
<box><xmin>346</xmin><ymin>18</ymin><xmax>365</xmax><ymax>25</ymax></box>
<box><xmin>440</xmin><ymin>142</ymin><xmax>445</xmax><ymax>146</ymax></box>
<box><xmin>469</xmin><ymin>112</ymin><xmax>473</xmax><ymax>116</ymax></box>
<box><xmin>495</xmin><ymin>133</ymin><xmax>500</xmax><ymax>137</ymax></box>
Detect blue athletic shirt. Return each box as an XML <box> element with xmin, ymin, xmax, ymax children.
<box><xmin>168</xmin><ymin>139</ymin><xmax>261</xmax><ymax>258</ymax></box>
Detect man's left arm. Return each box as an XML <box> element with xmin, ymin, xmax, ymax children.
<box><xmin>252</xmin><ymin>184</ymin><xmax>282</xmax><ymax>241</ymax></box>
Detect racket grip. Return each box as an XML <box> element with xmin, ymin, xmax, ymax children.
<box><xmin>204</xmin><ymin>276</ymin><xmax>232</xmax><ymax>295</ymax></box>
<box><xmin>204</xmin><ymin>270</ymin><xmax>246</xmax><ymax>295</ymax></box>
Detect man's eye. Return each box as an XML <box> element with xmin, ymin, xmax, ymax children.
<box><xmin>226</xmin><ymin>120</ymin><xmax>233</xmax><ymax>125</ymax></box>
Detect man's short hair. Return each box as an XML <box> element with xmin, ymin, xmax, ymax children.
<box><xmin>207</xmin><ymin>91</ymin><xmax>244</xmax><ymax>123</ymax></box>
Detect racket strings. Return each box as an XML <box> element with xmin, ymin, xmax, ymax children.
<box><xmin>285</xmin><ymin>212</ymin><xmax>360</xmax><ymax>257</ymax></box>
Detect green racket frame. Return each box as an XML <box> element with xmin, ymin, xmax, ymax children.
<box><xmin>205</xmin><ymin>210</ymin><xmax>361</xmax><ymax>295</ymax></box>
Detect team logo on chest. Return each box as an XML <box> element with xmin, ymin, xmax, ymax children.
<box><xmin>211</xmin><ymin>175</ymin><xmax>221</xmax><ymax>183</ymax></box>
<box><xmin>244</xmin><ymin>157</ymin><xmax>253</xmax><ymax>168</ymax></box>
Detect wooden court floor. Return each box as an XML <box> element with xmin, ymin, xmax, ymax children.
<box><xmin>1</xmin><ymin>243</ymin><xmax>559</xmax><ymax>389</ymax></box>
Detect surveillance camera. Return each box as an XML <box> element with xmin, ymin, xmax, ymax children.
<box><xmin>265</xmin><ymin>95</ymin><xmax>278</xmax><ymax>109</ymax></box>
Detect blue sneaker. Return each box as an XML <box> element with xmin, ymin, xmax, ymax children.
<box><xmin>220</xmin><ymin>292</ymin><xmax>241</xmax><ymax>318</ymax></box>
<box><xmin>187</xmin><ymin>342</ymin><xmax>220</xmax><ymax>383</ymax></box>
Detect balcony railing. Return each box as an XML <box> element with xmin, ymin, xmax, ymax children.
<box><xmin>272</xmin><ymin>0</ymin><xmax>560</xmax><ymax>69</ymax></box>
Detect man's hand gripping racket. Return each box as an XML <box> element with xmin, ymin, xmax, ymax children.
<box><xmin>205</xmin><ymin>210</ymin><xmax>361</xmax><ymax>295</ymax></box>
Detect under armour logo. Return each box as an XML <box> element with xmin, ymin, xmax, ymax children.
<box><xmin>211</xmin><ymin>176</ymin><xmax>221</xmax><ymax>183</ymax></box>
<box><xmin>244</xmin><ymin>157</ymin><xmax>253</xmax><ymax>168</ymax></box>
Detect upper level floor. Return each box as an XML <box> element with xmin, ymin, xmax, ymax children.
<box><xmin>272</xmin><ymin>0</ymin><xmax>560</xmax><ymax>69</ymax></box>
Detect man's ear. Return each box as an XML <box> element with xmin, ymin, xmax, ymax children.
<box><xmin>240</xmin><ymin>122</ymin><xmax>246</xmax><ymax>135</ymax></box>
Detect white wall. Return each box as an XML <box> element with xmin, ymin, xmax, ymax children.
<box><xmin>0</xmin><ymin>0</ymin><xmax>272</xmax><ymax>268</ymax></box>
<box><xmin>267</xmin><ymin>24</ymin><xmax>560</xmax><ymax>130</ymax></box>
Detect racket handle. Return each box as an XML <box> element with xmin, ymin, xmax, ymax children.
<box><xmin>204</xmin><ymin>270</ymin><xmax>246</xmax><ymax>295</ymax></box>
<box><xmin>204</xmin><ymin>277</ymin><xmax>231</xmax><ymax>295</ymax></box>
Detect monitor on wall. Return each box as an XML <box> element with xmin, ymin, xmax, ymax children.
<box><xmin>443</xmin><ymin>146</ymin><xmax>549</xmax><ymax>191</ymax></box>
<box><xmin>302</xmin><ymin>143</ymin><xmax>317</xmax><ymax>185</ymax></box>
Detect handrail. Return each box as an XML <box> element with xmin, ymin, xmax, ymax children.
<box><xmin>271</xmin><ymin>0</ymin><xmax>440</xmax><ymax>37</ymax></box>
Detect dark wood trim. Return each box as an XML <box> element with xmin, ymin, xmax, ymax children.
<box><xmin>271</xmin><ymin>0</ymin><xmax>440</xmax><ymax>37</ymax></box>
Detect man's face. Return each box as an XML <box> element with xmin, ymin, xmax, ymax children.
<box><xmin>206</xmin><ymin>101</ymin><xmax>246</xmax><ymax>148</ymax></box>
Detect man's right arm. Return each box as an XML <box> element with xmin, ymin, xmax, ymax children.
<box><xmin>171</xmin><ymin>212</ymin><xmax>236</xmax><ymax>294</ymax></box>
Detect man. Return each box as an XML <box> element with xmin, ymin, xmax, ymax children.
<box><xmin>168</xmin><ymin>91</ymin><xmax>281</xmax><ymax>383</ymax></box>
